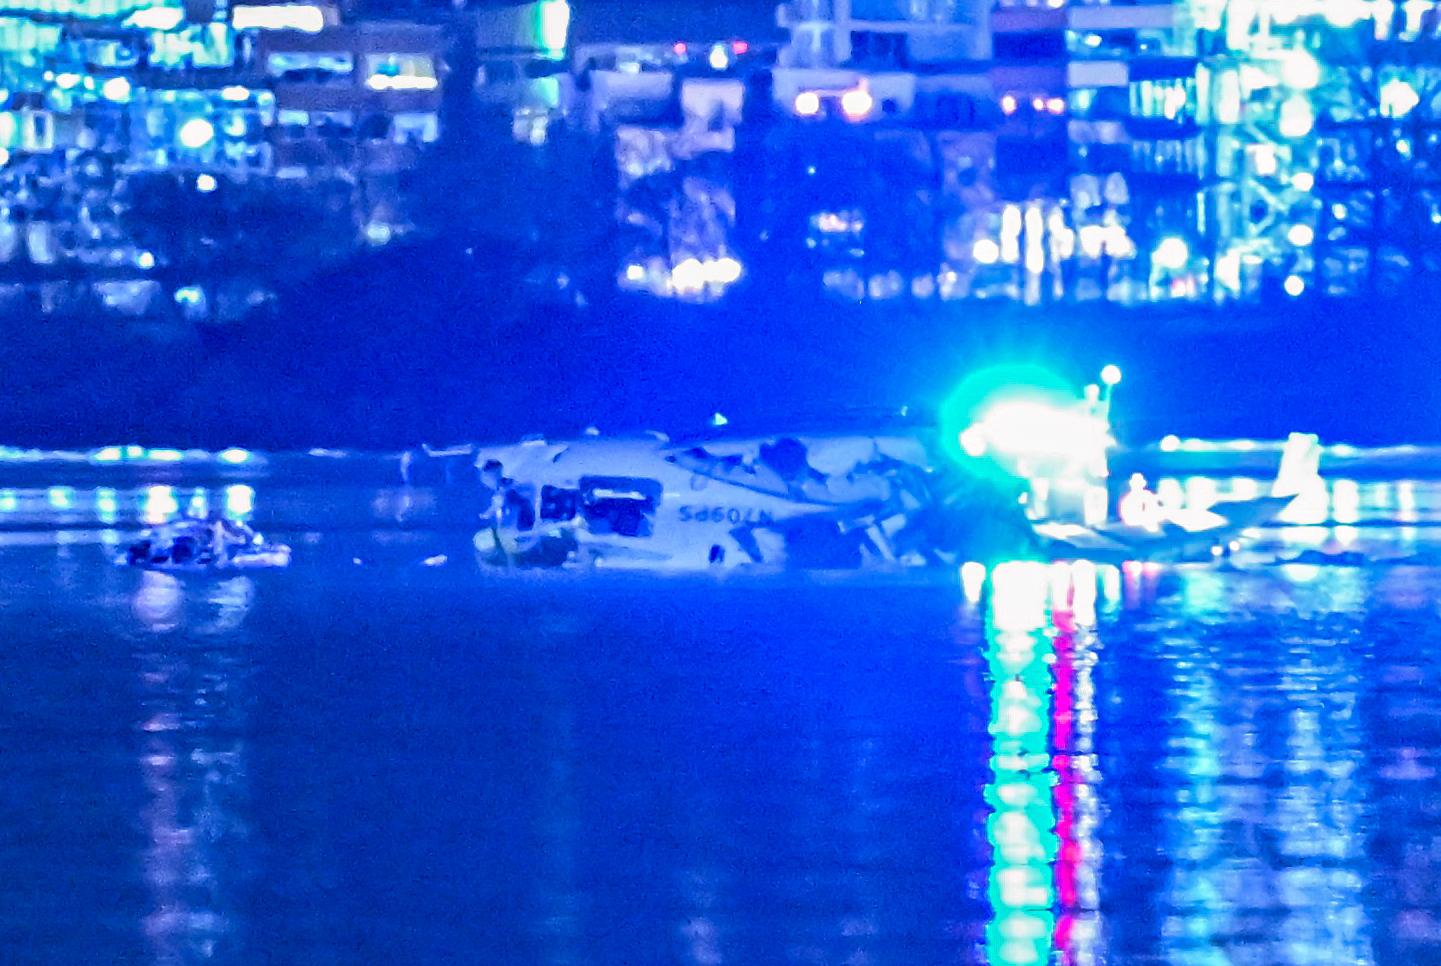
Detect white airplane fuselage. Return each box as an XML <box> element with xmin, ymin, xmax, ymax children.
<box><xmin>465</xmin><ymin>432</ymin><xmax>955</xmax><ymax>570</ymax></box>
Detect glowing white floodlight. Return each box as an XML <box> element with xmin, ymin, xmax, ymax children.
<box><xmin>708</xmin><ymin>255</ymin><xmax>743</xmax><ymax>284</ymax></box>
<box><xmin>671</xmin><ymin>257</ymin><xmax>706</xmax><ymax>293</ymax></box>
<box><xmin>794</xmin><ymin>91</ymin><xmax>820</xmax><ymax>117</ymax></box>
<box><xmin>959</xmin><ymin>426</ymin><xmax>987</xmax><ymax>458</ymax></box>
<box><xmin>177</xmin><ymin>118</ymin><xmax>215</xmax><ymax>149</ymax></box>
<box><xmin>1286</xmin><ymin>223</ymin><xmax>1314</xmax><ymax>246</ymax></box>
<box><xmin>972</xmin><ymin>238</ymin><xmax>1000</xmax><ymax>264</ymax></box>
<box><xmin>1291</xmin><ymin>172</ymin><xmax>1314</xmax><ymax>192</ymax></box>
<box><xmin>1153</xmin><ymin>236</ymin><xmax>1189</xmax><ymax>271</ymax></box>
<box><xmin>1100</xmin><ymin>364</ymin><xmax>1121</xmax><ymax>386</ymax></box>
<box><xmin>1380</xmin><ymin>78</ymin><xmax>1420</xmax><ymax>118</ymax></box>
<box><xmin>708</xmin><ymin>43</ymin><xmax>730</xmax><ymax>71</ymax></box>
<box><xmin>975</xmin><ymin>400</ymin><xmax>1111</xmax><ymax>460</ymax></box>
<box><xmin>196</xmin><ymin>173</ymin><xmax>218</xmax><ymax>192</ymax></box>
<box><xmin>1284</xmin><ymin>275</ymin><xmax>1305</xmax><ymax>296</ymax></box>
<box><xmin>840</xmin><ymin>88</ymin><xmax>873</xmax><ymax>120</ymax></box>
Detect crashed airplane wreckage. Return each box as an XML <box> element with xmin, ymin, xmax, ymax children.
<box><xmin>399</xmin><ymin>404</ymin><xmax>1114</xmax><ymax>572</ymax></box>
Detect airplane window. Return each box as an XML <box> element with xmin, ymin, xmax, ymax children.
<box><xmin>502</xmin><ymin>485</ymin><xmax>535</xmax><ymax>532</ymax></box>
<box><xmin>579</xmin><ymin>476</ymin><xmax>662</xmax><ymax>538</ymax></box>
<box><xmin>540</xmin><ymin>485</ymin><xmax>579</xmax><ymax>521</ymax></box>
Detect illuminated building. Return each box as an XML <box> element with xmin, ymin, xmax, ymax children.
<box><xmin>752</xmin><ymin>0</ymin><xmax>1441</xmax><ymax>306</ymax></box>
<box><xmin>0</xmin><ymin>0</ymin><xmax>447</xmax><ymax>313</ymax></box>
<box><xmin>471</xmin><ymin>0</ymin><xmax>572</xmax><ymax>145</ymax></box>
<box><xmin>570</xmin><ymin>0</ymin><xmax>778</xmax><ymax>301</ymax></box>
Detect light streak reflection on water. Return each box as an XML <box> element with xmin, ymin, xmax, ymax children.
<box><xmin>7</xmin><ymin>463</ymin><xmax>1441</xmax><ymax>964</ymax></box>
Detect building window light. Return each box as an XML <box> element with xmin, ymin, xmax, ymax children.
<box><xmin>232</xmin><ymin>4</ymin><xmax>326</xmax><ymax>32</ymax></box>
<box><xmin>126</xmin><ymin>6</ymin><xmax>183</xmax><ymax>29</ymax></box>
<box><xmin>178</xmin><ymin>118</ymin><xmax>216</xmax><ymax>149</ymax></box>
<box><xmin>101</xmin><ymin>76</ymin><xmax>132</xmax><ymax>102</ymax></box>
<box><xmin>1380</xmin><ymin>77</ymin><xmax>1420</xmax><ymax>118</ymax></box>
<box><xmin>1153</xmin><ymin>236</ymin><xmax>1189</xmax><ymax>271</ymax></box>
<box><xmin>365</xmin><ymin>54</ymin><xmax>439</xmax><ymax>91</ymax></box>
<box><xmin>367</xmin><ymin>74</ymin><xmax>439</xmax><ymax>91</ymax></box>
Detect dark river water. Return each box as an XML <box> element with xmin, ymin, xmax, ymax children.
<box><xmin>5</xmin><ymin>451</ymin><xmax>1441</xmax><ymax>966</ymax></box>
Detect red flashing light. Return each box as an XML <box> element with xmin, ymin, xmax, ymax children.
<box><xmin>673</xmin><ymin>42</ymin><xmax>687</xmax><ymax>56</ymax></box>
<box><xmin>731</xmin><ymin>40</ymin><xmax>749</xmax><ymax>55</ymax></box>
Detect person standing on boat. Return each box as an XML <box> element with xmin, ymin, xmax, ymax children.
<box><xmin>1118</xmin><ymin>473</ymin><xmax>1162</xmax><ymax>530</ymax></box>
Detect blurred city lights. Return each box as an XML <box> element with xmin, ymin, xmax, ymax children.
<box><xmin>973</xmin><ymin>238</ymin><xmax>1001</xmax><ymax>265</ymax></box>
<box><xmin>1278</xmin><ymin>96</ymin><xmax>1315</xmax><ymax>137</ymax></box>
<box><xmin>1153</xmin><ymin>237</ymin><xmax>1190</xmax><ymax>271</ymax></box>
<box><xmin>126</xmin><ymin>6</ymin><xmax>183</xmax><ymax>28</ymax></box>
<box><xmin>1380</xmin><ymin>77</ymin><xmax>1420</xmax><ymax>117</ymax></box>
<box><xmin>101</xmin><ymin>76</ymin><xmax>131</xmax><ymax>101</ymax></box>
<box><xmin>177</xmin><ymin>118</ymin><xmax>216</xmax><ymax>150</ymax></box>
<box><xmin>1279</xmin><ymin>49</ymin><xmax>1321</xmax><ymax>90</ymax></box>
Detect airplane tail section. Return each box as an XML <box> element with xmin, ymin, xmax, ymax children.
<box><xmin>1270</xmin><ymin>432</ymin><xmax>1323</xmax><ymax>498</ymax></box>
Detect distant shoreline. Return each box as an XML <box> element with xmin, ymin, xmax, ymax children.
<box><xmin>2</xmin><ymin>241</ymin><xmax>1429</xmax><ymax>451</ymax></box>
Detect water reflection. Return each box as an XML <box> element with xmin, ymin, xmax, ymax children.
<box><xmin>979</xmin><ymin>561</ymin><xmax>1103</xmax><ymax>966</ymax></box>
<box><xmin>11</xmin><ymin>465</ymin><xmax>1441</xmax><ymax>965</ymax></box>
<box><xmin>133</xmin><ymin>572</ymin><xmax>255</xmax><ymax>966</ymax></box>
<box><xmin>1108</xmin><ymin>562</ymin><xmax>1378</xmax><ymax>966</ymax></box>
